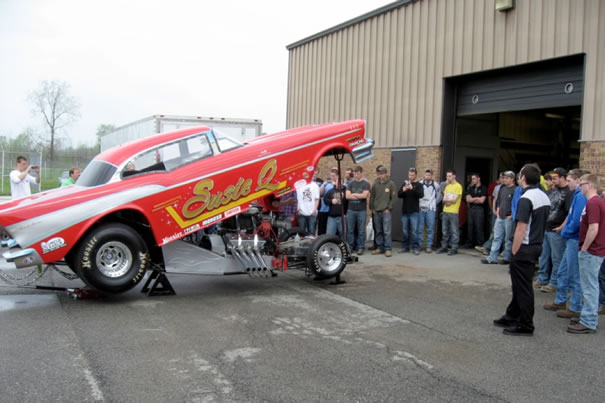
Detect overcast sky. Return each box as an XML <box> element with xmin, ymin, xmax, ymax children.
<box><xmin>0</xmin><ymin>0</ymin><xmax>393</xmax><ymax>147</ymax></box>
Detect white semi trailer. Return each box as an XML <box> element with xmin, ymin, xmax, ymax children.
<box><xmin>100</xmin><ymin>114</ymin><xmax>263</xmax><ymax>152</ymax></box>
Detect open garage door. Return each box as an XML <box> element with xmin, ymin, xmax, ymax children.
<box><xmin>457</xmin><ymin>55</ymin><xmax>584</xmax><ymax>116</ymax></box>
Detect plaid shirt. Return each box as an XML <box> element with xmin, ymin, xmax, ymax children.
<box><xmin>280</xmin><ymin>191</ymin><xmax>298</xmax><ymax>219</ymax></box>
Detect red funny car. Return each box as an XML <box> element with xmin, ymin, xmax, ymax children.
<box><xmin>0</xmin><ymin>121</ymin><xmax>373</xmax><ymax>294</ymax></box>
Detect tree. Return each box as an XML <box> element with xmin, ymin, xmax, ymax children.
<box><xmin>95</xmin><ymin>124</ymin><xmax>116</xmax><ymax>152</ymax></box>
<box><xmin>29</xmin><ymin>80</ymin><xmax>81</xmax><ymax>163</ymax></box>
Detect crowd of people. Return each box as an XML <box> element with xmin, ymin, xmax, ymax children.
<box><xmin>272</xmin><ymin>162</ymin><xmax>605</xmax><ymax>336</ymax></box>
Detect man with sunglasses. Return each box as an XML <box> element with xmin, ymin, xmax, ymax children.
<box><xmin>567</xmin><ymin>174</ymin><xmax>605</xmax><ymax>334</ymax></box>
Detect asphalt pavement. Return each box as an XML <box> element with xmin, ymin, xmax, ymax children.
<box><xmin>1</xmin><ymin>246</ymin><xmax>603</xmax><ymax>402</ymax></box>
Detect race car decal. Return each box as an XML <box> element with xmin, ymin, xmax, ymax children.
<box><xmin>41</xmin><ymin>237</ymin><xmax>67</xmax><ymax>254</ymax></box>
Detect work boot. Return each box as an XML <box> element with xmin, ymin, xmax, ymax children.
<box><xmin>556</xmin><ymin>309</ymin><xmax>581</xmax><ymax>319</ymax></box>
<box><xmin>543</xmin><ymin>301</ymin><xmax>566</xmax><ymax>311</ymax></box>
<box><xmin>436</xmin><ymin>248</ymin><xmax>447</xmax><ymax>254</ymax></box>
<box><xmin>540</xmin><ymin>285</ymin><xmax>557</xmax><ymax>293</ymax></box>
<box><xmin>425</xmin><ymin>247</ymin><xmax>432</xmax><ymax>253</ymax></box>
<box><xmin>371</xmin><ymin>249</ymin><xmax>384</xmax><ymax>255</ymax></box>
<box><xmin>385</xmin><ymin>250</ymin><xmax>392</xmax><ymax>257</ymax></box>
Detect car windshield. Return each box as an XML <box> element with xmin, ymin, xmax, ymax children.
<box><xmin>76</xmin><ymin>160</ymin><xmax>118</xmax><ymax>187</ymax></box>
<box><xmin>212</xmin><ymin>129</ymin><xmax>243</xmax><ymax>152</ymax></box>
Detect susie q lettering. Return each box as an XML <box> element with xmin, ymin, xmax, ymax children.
<box><xmin>182</xmin><ymin>160</ymin><xmax>280</xmax><ymax>219</ymax></box>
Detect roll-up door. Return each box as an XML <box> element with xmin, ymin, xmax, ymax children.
<box><xmin>457</xmin><ymin>55</ymin><xmax>584</xmax><ymax>116</ymax></box>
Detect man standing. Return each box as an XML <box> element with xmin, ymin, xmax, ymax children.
<box><xmin>567</xmin><ymin>174</ymin><xmax>605</xmax><ymax>334</ymax></box>
<box><xmin>398</xmin><ymin>168</ymin><xmax>424</xmax><ymax>255</ymax></box>
<box><xmin>370</xmin><ymin>166</ymin><xmax>396</xmax><ymax>257</ymax></box>
<box><xmin>477</xmin><ymin>173</ymin><xmax>504</xmax><ymax>255</ymax></box>
<box><xmin>60</xmin><ymin>167</ymin><xmax>81</xmax><ymax>187</ymax></box>
<box><xmin>345</xmin><ymin>166</ymin><xmax>370</xmax><ymax>254</ymax></box>
<box><xmin>10</xmin><ymin>156</ymin><xmax>40</xmax><ymax>200</ymax></box>
<box><xmin>417</xmin><ymin>168</ymin><xmax>442</xmax><ymax>253</ymax></box>
<box><xmin>538</xmin><ymin>168</ymin><xmax>573</xmax><ymax>293</ymax></box>
<box><xmin>493</xmin><ymin>164</ymin><xmax>550</xmax><ymax>336</ymax></box>
<box><xmin>296</xmin><ymin>180</ymin><xmax>320</xmax><ymax>235</ymax></box>
<box><xmin>543</xmin><ymin>169</ymin><xmax>587</xmax><ymax>319</ymax></box>
<box><xmin>482</xmin><ymin>171</ymin><xmax>515</xmax><ymax>265</ymax></box>
<box><xmin>324</xmin><ymin>170</ymin><xmax>347</xmax><ymax>237</ymax></box>
<box><xmin>465</xmin><ymin>173</ymin><xmax>488</xmax><ymax>248</ymax></box>
<box><xmin>437</xmin><ymin>170</ymin><xmax>462</xmax><ymax>256</ymax></box>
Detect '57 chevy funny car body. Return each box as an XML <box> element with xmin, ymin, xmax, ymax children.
<box><xmin>0</xmin><ymin>120</ymin><xmax>373</xmax><ymax>294</ymax></box>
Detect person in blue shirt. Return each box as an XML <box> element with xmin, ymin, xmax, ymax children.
<box><xmin>543</xmin><ymin>169</ymin><xmax>587</xmax><ymax>317</ymax></box>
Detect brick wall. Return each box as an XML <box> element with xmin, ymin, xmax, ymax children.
<box><xmin>416</xmin><ymin>146</ymin><xmax>442</xmax><ymax>181</ymax></box>
<box><xmin>316</xmin><ymin>148</ymin><xmax>391</xmax><ymax>184</ymax></box>
<box><xmin>580</xmin><ymin>141</ymin><xmax>605</xmax><ymax>180</ymax></box>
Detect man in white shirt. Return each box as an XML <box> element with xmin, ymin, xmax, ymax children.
<box><xmin>296</xmin><ymin>180</ymin><xmax>320</xmax><ymax>235</ymax></box>
<box><xmin>10</xmin><ymin>156</ymin><xmax>40</xmax><ymax>200</ymax></box>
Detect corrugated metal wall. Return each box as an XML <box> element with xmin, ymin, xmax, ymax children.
<box><xmin>286</xmin><ymin>0</ymin><xmax>605</xmax><ymax>145</ymax></box>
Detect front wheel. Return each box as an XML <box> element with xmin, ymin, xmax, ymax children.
<box><xmin>74</xmin><ymin>223</ymin><xmax>150</xmax><ymax>294</ymax></box>
<box><xmin>306</xmin><ymin>234</ymin><xmax>347</xmax><ymax>279</ymax></box>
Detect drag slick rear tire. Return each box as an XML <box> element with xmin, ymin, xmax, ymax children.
<box><xmin>74</xmin><ymin>223</ymin><xmax>150</xmax><ymax>294</ymax></box>
<box><xmin>306</xmin><ymin>234</ymin><xmax>347</xmax><ymax>279</ymax></box>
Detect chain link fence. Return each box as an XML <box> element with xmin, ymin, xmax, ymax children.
<box><xmin>0</xmin><ymin>149</ymin><xmax>94</xmax><ymax>196</ymax></box>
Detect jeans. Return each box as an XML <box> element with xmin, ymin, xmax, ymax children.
<box><xmin>417</xmin><ymin>210</ymin><xmax>436</xmax><ymax>249</ymax></box>
<box><xmin>400</xmin><ymin>213</ymin><xmax>419</xmax><ymax>250</ymax></box>
<box><xmin>505</xmin><ymin>243</ymin><xmax>542</xmax><ymax>331</ymax></box>
<box><xmin>440</xmin><ymin>212</ymin><xmax>459</xmax><ymax>250</ymax></box>
<box><xmin>326</xmin><ymin>216</ymin><xmax>344</xmax><ymax>237</ymax></box>
<box><xmin>555</xmin><ymin>238</ymin><xmax>582</xmax><ymax>312</ymax></box>
<box><xmin>483</xmin><ymin>212</ymin><xmax>497</xmax><ymax>251</ymax></box>
<box><xmin>297</xmin><ymin>214</ymin><xmax>317</xmax><ymax>235</ymax></box>
<box><xmin>373</xmin><ymin>211</ymin><xmax>392</xmax><ymax>251</ymax></box>
<box><xmin>578</xmin><ymin>251</ymin><xmax>605</xmax><ymax>330</ymax></box>
<box><xmin>487</xmin><ymin>217</ymin><xmax>513</xmax><ymax>263</ymax></box>
<box><xmin>545</xmin><ymin>231</ymin><xmax>566</xmax><ymax>287</ymax></box>
<box><xmin>347</xmin><ymin>209</ymin><xmax>367</xmax><ymax>250</ymax></box>
<box><xmin>599</xmin><ymin>259</ymin><xmax>605</xmax><ymax>307</ymax></box>
<box><xmin>536</xmin><ymin>236</ymin><xmax>552</xmax><ymax>285</ymax></box>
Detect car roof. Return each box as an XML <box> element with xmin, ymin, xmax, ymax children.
<box><xmin>96</xmin><ymin>126</ymin><xmax>212</xmax><ymax>165</ymax></box>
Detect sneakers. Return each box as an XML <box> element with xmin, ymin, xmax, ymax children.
<box><xmin>371</xmin><ymin>249</ymin><xmax>384</xmax><ymax>255</ymax></box>
<box><xmin>567</xmin><ymin>323</ymin><xmax>596</xmax><ymax>334</ymax></box>
<box><xmin>532</xmin><ymin>280</ymin><xmax>547</xmax><ymax>289</ymax></box>
<box><xmin>540</xmin><ymin>285</ymin><xmax>556</xmax><ymax>293</ymax></box>
<box><xmin>447</xmin><ymin>249</ymin><xmax>457</xmax><ymax>256</ymax></box>
<box><xmin>425</xmin><ymin>247</ymin><xmax>433</xmax><ymax>253</ymax></box>
<box><xmin>481</xmin><ymin>258</ymin><xmax>497</xmax><ymax>264</ymax></box>
<box><xmin>412</xmin><ymin>249</ymin><xmax>420</xmax><ymax>255</ymax></box>
<box><xmin>543</xmin><ymin>301</ymin><xmax>566</xmax><ymax>311</ymax></box>
<box><xmin>385</xmin><ymin>250</ymin><xmax>392</xmax><ymax>257</ymax></box>
<box><xmin>398</xmin><ymin>248</ymin><xmax>410</xmax><ymax>253</ymax></box>
<box><xmin>436</xmin><ymin>248</ymin><xmax>447</xmax><ymax>254</ymax></box>
<box><xmin>498</xmin><ymin>259</ymin><xmax>509</xmax><ymax>265</ymax></box>
<box><xmin>356</xmin><ymin>249</ymin><xmax>364</xmax><ymax>255</ymax></box>
<box><xmin>475</xmin><ymin>246</ymin><xmax>489</xmax><ymax>255</ymax></box>
<box><xmin>556</xmin><ymin>309</ymin><xmax>581</xmax><ymax>319</ymax></box>
<box><xmin>368</xmin><ymin>245</ymin><xmax>377</xmax><ymax>251</ymax></box>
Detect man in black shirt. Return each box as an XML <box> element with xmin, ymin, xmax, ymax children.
<box><xmin>493</xmin><ymin>164</ymin><xmax>550</xmax><ymax>336</ymax></box>
<box><xmin>397</xmin><ymin>168</ymin><xmax>424</xmax><ymax>255</ymax></box>
<box><xmin>465</xmin><ymin>173</ymin><xmax>488</xmax><ymax>248</ymax></box>
<box><xmin>537</xmin><ymin>167</ymin><xmax>573</xmax><ymax>293</ymax></box>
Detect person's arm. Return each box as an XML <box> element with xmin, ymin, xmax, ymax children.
<box><xmin>581</xmin><ymin>223</ymin><xmax>599</xmax><ymax>252</ymax></box>
<box><xmin>475</xmin><ymin>195</ymin><xmax>486</xmax><ymax>204</ymax></box>
<box><xmin>512</xmin><ymin>221</ymin><xmax>528</xmax><ymax>255</ymax></box>
<box><xmin>553</xmin><ymin>217</ymin><xmax>567</xmax><ymax>233</ymax></box>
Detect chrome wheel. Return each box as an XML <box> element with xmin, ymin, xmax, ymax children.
<box><xmin>96</xmin><ymin>241</ymin><xmax>132</xmax><ymax>278</ymax></box>
<box><xmin>316</xmin><ymin>242</ymin><xmax>343</xmax><ymax>274</ymax></box>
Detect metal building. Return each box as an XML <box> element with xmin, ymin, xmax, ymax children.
<box><xmin>286</xmin><ymin>0</ymin><xmax>605</xmax><ymax>188</ymax></box>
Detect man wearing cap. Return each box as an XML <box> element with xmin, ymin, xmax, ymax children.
<box><xmin>482</xmin><ymin>171</ymin><xmax>516</xmax><ymax>265</ymax></box>
<box><xmin>417</xmin><ymin>168</ymin><xmax>442</xmax><ymax>253</ymax></box>
<box><xmin>536</xmin><ymin>167</ymin><xmax>573</xmax><ymax>292</ymax></box>
<box><xmin>398</xmin><ymin>167</ymin><xmax>424</xmax><ymax>255</ymax></box>
<box><xmin>370</xmin><ymin>166</ymin><xmax>396</xmax><ymax>257</ymax></box>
